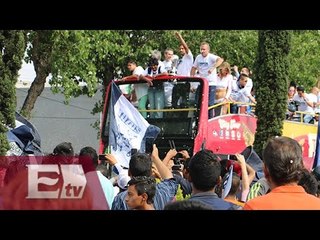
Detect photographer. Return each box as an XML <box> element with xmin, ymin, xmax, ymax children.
<box><xmin>163</xmin><ymin>149</ymin><xmax>193</xmax><ymax>199</ymax></box>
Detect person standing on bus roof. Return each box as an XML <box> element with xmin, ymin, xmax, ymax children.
<box><xmin>233</xmin><ymin>66</ymin><xmax>254</xmax><ymax>113</ymax></box>
<box><xmin>190</xmin><ymin>42</ymin><xmax>224</xmax><ymax>119</ymax></box>
<box><xmin>122</xmin><ymin>60</ymin><xmax>148</xmax><ymax>118</ymax></box>
<box><xmin>175</xmin><ymin>32</ymin><xmax>193</xmax><ymax>76</ymax></box>
<box><xmin>215</xmin><ymin>62</ymin><xmax>233</xmax><ymax>116</ymax></box>
<box><xmin>174</xmin><ymin>32</ymin><xmax>196</xmax><ymax>108</ymax></box>
<box><xmin>162</xmin><ymin>48</ymin><xmax>175</xmax><ymax>108</ymax></box>
<box><xmin>139</xmin><ymin>58</ymin><xmax>168</xmax><ymax>118</ymax></box>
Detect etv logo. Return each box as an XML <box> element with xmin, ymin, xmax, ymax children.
<box><xmin>27</xmin><ymin>164</ymin><xmax>87</xmax><ymax>199</ymax></box>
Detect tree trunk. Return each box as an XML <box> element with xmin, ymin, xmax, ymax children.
<box><xmin>20</xmin><ymin>71</ymin><xmax>47</xmax><ymax>119</ymax></box>
<box><xmin>20</xmin><ymin>31</ymin><xmax>52</xmax><ymax>119</ymax></box>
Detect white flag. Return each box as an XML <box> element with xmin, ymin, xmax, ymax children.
<box><xmin>108</xmin><ymin>82</ymin><xmax>160</xmax><ymax>168</ymax></box>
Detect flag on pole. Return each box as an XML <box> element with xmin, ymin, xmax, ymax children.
<box><xmin>108</xmin><ymin>82</ymin><xmax>160</xmax><ymax>168</ymax></box>
<box><xmin>313</xmin><ymin>119</ymin><xmax>320</xmax><ymax>169</ymax></box>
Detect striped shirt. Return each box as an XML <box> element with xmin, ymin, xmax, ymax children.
<box><xmin>247</xmin><ymin>177</ymin><xmax>270</xmax><ymax>201</ymax></box>
<box><xmin>112</xmin><ymin>178</ymin><xmax>178</xmax><ymax>210</ymax></box>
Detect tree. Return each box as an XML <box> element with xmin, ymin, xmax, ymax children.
<box><xmin>19</xmin><ymin>30</ymin><xmax>166</xmax><ymax>119</ymax></box>
<box><xmin>48</xmin><ymin>30</ymin><xmax>166</xmax><ymax>128</ymax></box>
<box><xmin>288</xmin><ymin>30</ymin><xmax>320</xmax><ymax>89</ymax></box>
<box><xmin>253</xmin><ymin>30</ymin><xmax>291</xmax><ymax>157</ymax></box>
<box><xmin>0</xmin><ymin>31</ymin><xmax>26</xmax><ymax>155</ymax></box>
<box><xmin>21</xmin><ymin>31</ymin><xmax>54</xmax><ymax>119</ymax></box>
<box><xmin>157</xmin><ymin>30</ymin><xmax>258</xmax><ymax>69</ymax></box>
<box><xmin>19</xmin><ymin>30</ymin><xmax>259</xmax><ymax>134</ymax></box>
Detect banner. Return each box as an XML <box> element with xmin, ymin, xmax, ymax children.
<box><xmin>109</xmin><ymin>82</ymin><xmax>160</xmax><ymax>168</ymax></box>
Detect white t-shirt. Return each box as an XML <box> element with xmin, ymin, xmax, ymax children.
<box><xmin>163</xmin><ymin>60</ymin><xmax>173</xmax><ymax>72</ymax></box>
<box><xmin>216</xmin><ymin>74</ymin><xmax>233</xmax><ymax>102</ymax></box>
<box><xmin>193</xmin><ymin>53</ymin><xmax>219</xmax><ymax>85</ymax></box>
<box><xmin>230</xmin><ymin>80</ymin><xmax>253</xmax><ymax>104</ymax></box>
<box><xmin>234</xmin><ymin>72</ymin><xmax>253</xmax><ymax>94</ymax></box>
<box><xmin>133</xmin><ymin>66</ymin><xmax>144</xmax><ymax>76</ymax></box>
<box><xmin>177</xmin><ymin>50</ymin><xmax>193</xmax><ymax>76</ymax></box>
<box><xmin>133</xmin><ymin>66</ymin><xmax>148</xmax><ymax>99</ymax></box>
<box><xmin>293</xmin><ymin>94</ymin><xmax>314</xmax><ymax>113</ymax></box>
<box><xmin>245</xmin><ymin>77</ymin><xmax>253</xmax><ymax>93</ymax></box>
<box><xmin>162</xmin><ymin>61</ymin><xmax>174</xmax><ymax>107</ymax></box>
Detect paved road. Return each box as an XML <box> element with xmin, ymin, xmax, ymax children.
<box><xmin>16</xmin><ymin>86</ymin><xmax>103</xmax><ymax>154</ymax></box>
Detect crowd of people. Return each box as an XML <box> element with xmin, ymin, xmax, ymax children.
<box><xmin>0</xmin><ymin>135</ymin><xmax>319</xmax><ymax>210</ymax></box>
<box><xmin>287</xmin><ymin>80</ymin><xmax>320</xmax><ymax>124</ymax></box>
<box><xmin>1</xmin><ymin>32</ymin><xmax>319</xmax><ymax>210</ymax></box>
<box><xmin>121</xmin><ymin>32</ymin><xmax>256</xmax><ymax>119</ymax></box>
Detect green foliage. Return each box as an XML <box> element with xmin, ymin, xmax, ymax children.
<box><xmin>49</xmin><ymin>30</ymin><xmax>163</xmax><ymax>99</ymax></box>
<box><xmin>254</xmin><ymin>30</ymin><xmax>290</xmax><ymax>157</ymax></box>
<box><xmin>49</xmin><ymin>30</ymin><xmax>258</xmax><ymax>135</ymax></box>
<box><xmin>174</xmin><ymin>184</ymin><xmax>190</xmax><ymax>201</ymax></box>
<box><xmin>288</xmin><ymin>30</ymin><xmax>320</xmax><ymax>90</ymax></box>
<box><xmin>203</xmin><ymin>30</ymin><xmax>258</xmax><ymax>68</ymax></box>
<box><xmin>50</xmin><ymin>30</ymin><xmax>100</xmax><ymax>100</ymax></box>
<box><xmin>22</xmin><ymin>29</ymin><xmax>320</xmax><ymax>146</ymax></box>
<box><xmin>0</xmin><ymin>30</ymin><xmax>26</xmax><ymax>155</ymax></box>
<box><xmin>147</xmin><ymin>30</ymin><xmax>258</xmax><ymax>70</ymax></box>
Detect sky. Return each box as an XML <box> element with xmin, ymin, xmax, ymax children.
<box><xmin>18</xmin><ymin>61</ymin><xmax>36</xmax><ymax>82</ymax></box>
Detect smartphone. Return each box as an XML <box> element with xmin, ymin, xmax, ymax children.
<box><xmin>145</xmin><ymin>137</ymin><xmax>154</xmax><ymax>154</ymax></box>
<box><xmin>229</xmin><ymin>154</ymin><xmax>237</xmax><ymax>160</ymax></box>
<box><xmin>98</xmin><ymin>154</ymin><xmax>106</xmax><ymax>160</ymax></box>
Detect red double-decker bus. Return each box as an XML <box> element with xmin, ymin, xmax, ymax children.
<box><xmin>99</xmin><ymin>76</ymin><xmax>257</xmax><ymax>159</ymax></box>
<box><xmin>99</xmin><ymin>75</ymin><xmax>317</xmax><ymax>170</ymax></box>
